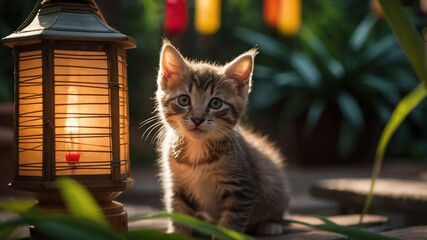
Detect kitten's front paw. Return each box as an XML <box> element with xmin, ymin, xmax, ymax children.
<box><xmin>256</xmin><ymin>222</ymin><xmax>284</xmax><ymax>236</ymax></box>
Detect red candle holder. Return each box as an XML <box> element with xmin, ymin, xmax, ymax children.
<box><xmin>65</xmin><ymin>152</ymin><xmax>80</xmax><ymax>167</ymax></box>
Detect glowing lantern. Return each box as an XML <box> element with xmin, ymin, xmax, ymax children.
<box><xmin>164</xmin><ymin>0</ymin><xmax>188</xmax><ymax>35</ymax></box>
<box><xmin>195</xmin><ymin>0</ymin><xmax>221</xmax><ymax>35</ymax></box>
<box><xmin>263</xmin><ymin>0</ymin><xmax>280</xmax><ymax>28</ymax></box>
<box><xmin>277</xmin><ymin>0</ymin><xmax>301</xmax><ymax>36</ymax></box>
<box><xmin>2</xmin><ymin>0</ymin><xmax>135</xmax><ymax>232</ymax></box>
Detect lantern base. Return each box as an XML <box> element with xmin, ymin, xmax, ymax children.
<box><xmin>101</xmin><ymin>200</ymin><xmax>128</xmax><ymax>232</ymax></box>
<box><xmin>30</xmin><ymin>200</ymin><xmax>127</xmax><ymax>239</ymax></box>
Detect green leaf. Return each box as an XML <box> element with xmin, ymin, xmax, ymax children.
<box><xmin>0</xmin><ymin>217</ymin><xmax>30</xmax><ymax>239</ymax></box>
<box><xmin>250</xmin><ymin>80</ymin><xmax>282</xmax><ymax>109</ymax></box>
<box><xmin>273</xmin><ymin>71</ymin><xmax>304</xmax><ymax>87</ymax></box>
<box><xmin>336</xmin><ymin>91</ymin><xmax>364</xmax><ymax>128</ymax></box>
<box><xmin>253</xmin><ymin>65</ymin><xmax>276</xmax><ymax>79</ymax></box>
<box><xmin>0</xmin><ymin>214</ymin><xmax>120</xmax><ymax>240</ymax></box>
<box><xmin>301</xmin><ymin>29</ymin><xmax>344</xmax><ymax>79</ymax></box>
<box><xmin>55</xmin><ymin>178</ymin><xmax>109</xmax><ymax>228</ymax></box>
<box><xmin>361</xmin><ymin>84</ymin><xmax>427</xmax><ymax>222</ymax></box>
<box><xmin>33</xmin><ymin>217</ymin><xmax>121</xmax><ymax>240</ymax></box>
<box><xmin>362</xmin><ymin>35</ymin><xmax>399</xmax><ymax>65</ymax></box>
<box><xmin>360</xmin><ymin>74</ymin><xmax>400</xmax><ymax>104</ymax></box>
<box><xmin>378</xmin><ymin>0</ymin><xmax>427</xmax><ymax>86</ymax></box>
<box><xmin>349</xmin><ymin>13</ymin><xmax>377</xmax><ymax>52</ymax></box>
<box><xmin>0</xmin><ymin>199</ymin><xmax>37</xmax><ymax>214</ymax></box>
<box><xmin>315</xmin><ymin>224</ymin><xmax>400</xmax><ymax>240</ymax></box>
<box><xmin>304</xmin><ymin>99</ymin><xmax>326</xmax><ymax>135</ymax></box>
<box><xmin>234</xmin><ymin>27</ymin><xmax>288</xmax><ymax>59</ymax></box>
<box><xmin>290</xmin><ymin>52</ymin><xmax>321</xmax><ymax>88</ymax></box>
<box><xmin>130</xmin><ymin>212</ymin><xmax>254</xmax><ymax>240</ymax></box>
<box><xmin>311</xmin><ymin>215</ymin><xmax>338</xmax><ymax>226</ymax></box>
<box><xmin>286</xmin><ymin>217</ymin><xmax>400</xmax><ymax>240</ymax></box>
<box><xmin>125</xmin><ymin>229</ymin><xmax>194</xmax><ymax>240</ymax></box>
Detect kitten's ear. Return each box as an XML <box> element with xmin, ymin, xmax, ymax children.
<box><xmin>223</xmin><ymin>49</ymin><xmax>257</xmax><ymax>92</ymax></box>
<box><xmin>159</xmin><ymin>40</ymin><xmax>186</xmax><ymax>89</ymax></box>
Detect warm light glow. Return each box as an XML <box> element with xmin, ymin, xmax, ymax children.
<box><xmin>263</xmin><ymin>0</ymin><xmax>280</xmax><ymax>28</ymax></box>
<box><xmin>65</xmin><ymin>88</ymin><xmax>79</xmax><ymax>134</ymax></box>
<box><xmin>195</xmin><ymin>0</ymin><xmax>221</xmax><ymax>35</ymax></box>
<box><xmin>421</xmin><ymin>0</ymin><xmax>427</xmax><ymax>13</ymax></box>
<box><xmin>17</xmin><ymin>50</ymin><xmax>43</xmax><ymax>176</ymax></box>
<box><xmin>65</xmin><ymin>86</ymin><xmax>80</xmax><ymax>165</ymax></box>
<box><xmin>164</xmin><ymin>0</ymin><xmax>188</xmax><ymax>35</ymax></box>
<box><xmin>371</xmin><ymin>0</ymin><xmax>383</xmax><ymax>18</ymax></box>
<box><xmin>54</xmin><ymin>49</ymin><xmax>111</xmax><ymax>176</ymax></box>
<box><xmin>277</xmin><ymin>0</ymin><xmax>301</xmax><ymax>36</ymax></box>
<box><xmin>65</xmin><ymin>118</ymin><xmax>78</xmax><ymax>134</ymax></box>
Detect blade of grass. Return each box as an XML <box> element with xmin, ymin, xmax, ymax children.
<box><xmin>286</xmin><ymin>218</ymin><xmax>400</xmax><ymax>240</ymax></box>
<box><xmin>130</xmin><ymin>212</ymin><xmax>254</xmax><ymax>240</ymax></box>
<box><xmin>378</xmin><ymin>0</ymin><xmax>427</xmax><ymax>86</ymax></box>
<box><xmin>360</xmin><ymin>84</ymin><xmax>427</xmax><ymax>223</ymax></box>
<box><xmin>55</xmin><ymin>177</ymin><xmax>109</xmax><ymax>228</ymax></box>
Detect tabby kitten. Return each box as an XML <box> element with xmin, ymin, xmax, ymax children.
<box><xmin>153</xmin><ymin>40</ymin><xmax>289</xmax><ymax>236</ymax></box>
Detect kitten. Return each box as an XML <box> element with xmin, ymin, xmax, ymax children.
<box><xmin>151</xmin><ymin>39</ymin><xmax>289</xmax><ymax>236</ymax></box>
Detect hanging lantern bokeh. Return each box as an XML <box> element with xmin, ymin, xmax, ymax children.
<box><xmin>195</xmin><ymin>0</ymin><xmax>221</xmax><ymax>35</ymax></box>
<box><xmin>371</xmin><ymin>0</ymin><xmax>384</xmax><ymax>18</ymax></box>
<box><xmin>422</xmin><ymin>0</ymin><xmax>427</xmax><ymax>13</ymax></box>
<box><xmin>263</xmin><ymin>0</ymin><xmax>280</xmax><ymax>28</ymax></box>
<box><xmin>277</xmin><ymin>0</ymin><xmax>301</xmax><ymax>36</ymax></box>
<box><xmin>164</xmin><ymin>0</ymin><xmax>188</xmax><ymax>36</ymax></box>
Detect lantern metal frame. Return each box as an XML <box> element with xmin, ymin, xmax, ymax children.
<box><xmin>2</xmin><ymin>0</ymin><xmax>136</xmax><ymax>232</ymax></box>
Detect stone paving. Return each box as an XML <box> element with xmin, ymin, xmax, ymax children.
<box><xmin>118</xmin><ymin>161</ymin><xmax>427</xmax><ymax>225</ymax></box>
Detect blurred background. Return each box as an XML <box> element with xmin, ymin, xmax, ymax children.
<box><xmin>0</xmin><ymin>0</ymin><xmax>427</xmax><ymax>202</ymax></box>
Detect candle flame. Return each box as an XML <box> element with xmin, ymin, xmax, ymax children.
<box><xmin>66</xmin><ymin>87</ymin><xmax>79</xmax><ymax>134</ymax></box>
<box><xmin>65</xmin><ymin>118</ymin><xmax>79</xmax><ymax>134</ymax></box>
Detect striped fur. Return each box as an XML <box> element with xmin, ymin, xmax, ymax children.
<box><xmin>153</xmin><ymin>40</ymin><xmax>289</xmax><ymax>236</ymax></box>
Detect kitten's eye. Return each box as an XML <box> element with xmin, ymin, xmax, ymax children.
<box><xmin>209</xmin><ymin>98</ymin><xmax>223</xmax><ymax>109</ymax></box>
<box><xmin>177</xmin><ymin>95</ymin><xmax>191</xmax><ymax>106</ymax></box>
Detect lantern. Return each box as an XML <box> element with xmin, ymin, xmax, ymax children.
<box><xmin>277</xmin><ymin>0</ymin><xmax>301</xmax><ymax>36</ymax></box>
<box><xmin>164</xmin><ymin>0</ymin><xmax>188</xmax><ymax>36</ymax></box>
<box><xmin>2</xmin><ymin>0</ymin><xmax>135</xmax><ymax>232</ymax></box>
<box><xmin>195</xmin><ymin>0</ymin><xmax>221</xmax><ymax>35</ymax></box>
<box><xmin>263</xmin><ymin>0</ymin><xmax>280</xmax><ymax>28</ymax></box>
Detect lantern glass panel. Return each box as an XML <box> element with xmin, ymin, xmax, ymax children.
<box><xmin>54</xmin><ymin>49</ymin><xmax>112</xmax><ymax>176</ymax></box>
<box><xmin>118</xmin><ymin>53</ymin><xmax>129</xmax><ymax>175</ymax></box>
<box><xmin>18</xmin><ymin>50</ymin><xmax>43</xmax><ymax>177</ymax></box>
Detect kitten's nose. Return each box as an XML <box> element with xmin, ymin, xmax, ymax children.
<box><xmin>191</xmin><ymin>117</ymin><xmax>205</xmax><ymax>126</ymax></box>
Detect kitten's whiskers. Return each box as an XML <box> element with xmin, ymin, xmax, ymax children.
<box><xmin>140</xmin><ymin>115</ymin><xmax>164</xmax><ymax>142</ymax></box>
<box><xmin>139</xmin><ymin>115</ymin><xmax>159</xmax><ymax>128</ymax></box>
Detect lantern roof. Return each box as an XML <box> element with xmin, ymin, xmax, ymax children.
<box><xmin>2</xmin><ymin>0</ymin><xmax>136</xmax><ymax>49</ymax></box>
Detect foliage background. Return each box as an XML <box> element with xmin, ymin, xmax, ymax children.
<box><xmin>0</xmin><ymin>0</ymin><xmax>426</xmax><ymax>166</ymax></box>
